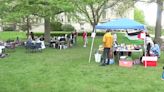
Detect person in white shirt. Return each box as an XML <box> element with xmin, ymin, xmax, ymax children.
<box><xmin>146</xmin><ymin>33</ymin><xmax>154</xmax><ymax>47</ymax></box>
<box><xmin>145</xmin><ymin>34</ymin><xmax>154</xmax><ymax>56</ymax></box>
<box><xmin>113</xmin><ymin>33</ymin><xmax>118</xmax><ymax>47</ymax></box>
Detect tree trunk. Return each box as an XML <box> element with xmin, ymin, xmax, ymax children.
<box><xmin>26</xmin><ymin>16</ymin><xmax>31</xmax><ymax>39</ymax></box>
<box><xmin>44</xmin><ymin>17</ymin><xmax>51</xmax><ymax>42</ymax></box>
<box><xmin>92</xmin><ymin>22</ymin><xmax>97</xmax><ymax>32</ymax></box>
<box><xmin>154</xmin><ymin>0</ymin><xmax>163</xmax><ymax>44</ymax></box>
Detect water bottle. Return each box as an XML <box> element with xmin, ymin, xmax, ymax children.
<box><xmin>162</xmin><ymin>66</ymin><xmax>164</xmax><ymax>80</ymax></box>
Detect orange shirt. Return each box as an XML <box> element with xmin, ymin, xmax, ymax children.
<box><xmin>103</xmin><ymin>32</ymin><xmax>113</xmax><ymax>48</ymax></box>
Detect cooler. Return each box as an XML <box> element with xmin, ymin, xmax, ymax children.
<box><xmin>142</xmin><ymin>56</ymin><xmax>158</xmax><ymax>67</ymax></box>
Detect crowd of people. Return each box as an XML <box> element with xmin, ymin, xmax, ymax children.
<box><xmin>50</xmin><ymin>31</ymin><xmax>78</xmax><ymax>49</ymax></box>
<box><xmin>26</xmin><ymin>32</ymin><xmax>45</xmax><ymax>50</ymax></box>
<box><xmin>25</xmin><ymin>31</ymin><xmax>81</xmax><ymax>50</ymax></box>
<box><xmin>1</xmin><ymin>29</ymin><xmax>161</xmax><ymax>63</ymax></box>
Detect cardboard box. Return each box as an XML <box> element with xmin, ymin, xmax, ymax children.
<box><xmin>142</xmin><ymin>56</ymin><xmax>157</xmax><ymax>67</ymax></box>
<box><xmin>119</xmin><ymin>60</ymin><xmax>133</xmax><ymax>67</ymax></box>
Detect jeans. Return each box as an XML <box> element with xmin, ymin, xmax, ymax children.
<box><xmin>102</xmin><ymin>48</ymin><xmax>110</xmax><ymax>64</ymax></box>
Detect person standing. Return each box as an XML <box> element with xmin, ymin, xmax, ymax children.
<box><xmin>73</xmin><ymin>30</ymin><xmax>78</xmax><ymax>45</ymax></box>
<box><xmin>30</xmin><ymin>32</ymin><xmax>35</xmax><ymax>40</ymax></box>
<box><xmin>82</xmin><ymin>31</ymin><xmax>87</xmax><ymax>47</ymax></box>
<box><xmin>101</xmin><ymin>30</ymin><xmax>113</xmax><ymax>66</ymax></box>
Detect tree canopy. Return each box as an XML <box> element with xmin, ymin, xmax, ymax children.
<box><xmin>0</xmin><ymin>0</ymin><xmax>74</xmax><ymax>42</ymax></box>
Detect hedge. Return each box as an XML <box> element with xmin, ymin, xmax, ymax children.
<box><xmin>3</xmin><ymin>26</ymin><xmax>15</xmax><ymax>31</ymax></box>
<box><xmin>61</xmin><ymin>24</ymin><xmax>75</xmax><ymax>32</ymax></box>
<box><xmin>50</xmin><ymin>21</ymin><xmax>62</xmax><ymax>31</ymax></box>
<box><xmin>34</xmin><ymin>32</ymin><xmax>105</xmax><ymax>37</ymax></box>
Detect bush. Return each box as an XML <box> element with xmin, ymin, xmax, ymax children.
<box><xmin>3</xmin><ymin>26</ymin><xmax>15</xmax><ymax>31</ymax></box>
<box><xmin>50</xmin><ymin>21</ymin><xmax>62</xmax><ymax>31</ymax></box>
<box><xmin>34</xmin><ymin>31</ymin><xmax>105</xmax><ymax>37</ymax></box>
<box><xmin>34</xmin><ymin>32</ymin><xmax>69</xmax><ymax>37</ymax></box>
<box><xmin>61</xmin><ymin>24</ymin><xmax>75</xmax><ymax>32</ymax></box>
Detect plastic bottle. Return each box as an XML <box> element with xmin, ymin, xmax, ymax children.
<box><xmin>162</xmin><ymin>66</ymin><xmax>164</xmax><ymax>80</ymax></box>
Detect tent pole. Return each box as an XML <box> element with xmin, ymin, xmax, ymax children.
<box><xmin>144</xmin><ymin>32</ymin><xmax>147</xmax><ymax>68</ymax></box>
<box><xmin>89</xmin><ymin>29</ymin><xmax>96</xmax><ymax>63</ymax></box>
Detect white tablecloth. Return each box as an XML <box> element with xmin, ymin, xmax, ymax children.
<box><xmin>0</xmin><ymin>46</ymin><xmax>5</xmax><ymax>54</ymax></box>
<box><xmin>34</xmin><ymin>41</ymin><xmax>45</xmax><ymax>49</ymax></box>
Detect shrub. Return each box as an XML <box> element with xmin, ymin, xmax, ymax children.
<box><xmin>3</xmin><ymin>26</ymin><xmax>15</xmax><ymax>31</ymax></box>
<box><xmin>34</xmin><ymin>31</ymin><xmax>105</xmax><ymax>37</ymax></box>
<box><xmin>61</xmin><ymin>24</ymin><xmax>75</xmax><ymax>32</ymax></box>
<box><xmin>50</xmin><ymin>21</ymin><xmax>62</xmax><ymax>31</ymax></box>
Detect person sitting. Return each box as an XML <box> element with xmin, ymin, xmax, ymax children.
<box><xmin>27</xmin><ymin>37</ymin><xmax>33</xmax><ymax>44</ymax></box>
<box><xmin>150</xmin><ymin>42</ymin><xmax>160</xmax><ymax>57</ymax></box>
<box><xmin>0</xmin><ymin>46</ymin><xmax>7</xmax><ymax>58</ymax></box>
<box><xmin>39</xmin><ymin>35</ymin><xmax>44</xmax><ymax>41</ymax></box>
<box><xmin>59</xmin><ymin>36</ymin><xmax>66</xmax><ymax>42</ymax></box>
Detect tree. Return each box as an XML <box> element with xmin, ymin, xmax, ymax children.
<box><xmin>134</xmin><ymin>7</ymin><xmax>145</xmax><ymax>24</ymax></box>
<box><xmin>136</xmin><ymin>0</ymin><xmax>164</xmax><ymax>44</ymax></box>
<box><xmin>0</xmin><ymin>0</ymin><xmax>34</xmax><ymax>37</ymax></box>
<box><xmin>154</xmin><ymin>0</ymin><xmax>163</xmax><ymax>44</ymax></box>
<box><xmin>71</xmin><ymin>0</ymin><xmax>122</xmax><ymax>32</ymax></box>
<box><xmin>71</xmin><ymin>0</ymin><xmax>136</xmax><ymax>32</ymax></box>
<box><xmin>113</xmin><ymin>0</ymin><xmax>135</xmax><ymax>18</ymax></box>
<box><xmin>0</xmin><ymin>0</ymin><xmax>73</xmax><ymax>42</ymax></box>
<box><xmin>25</xmin><ymin>0</ymin><xmax>74</xmax><ymax>42</ymax></box>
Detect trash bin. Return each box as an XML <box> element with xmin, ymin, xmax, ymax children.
<box><xmin>95</xmin><ymin>53</ymin><xmax>102</xmax><ymax>63</ymax></box>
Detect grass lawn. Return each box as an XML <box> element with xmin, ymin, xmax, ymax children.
<box><xmin>0</xmin><ymin>32</ymin><xmax>164</xmax><ymax>92</ymax></box>
<box><xmin>0</xmin><ymin>31</ymin><xmax>26</xmax><ymax>41</ymax></box>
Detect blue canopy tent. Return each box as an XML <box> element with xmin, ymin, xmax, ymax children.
<box><xmin>95</xmin><ymin>18</ymin><xmax>145</xmax><ymax>30</ymax></box>
<box><xmin>89</xmin><ymin>18</ymin><xmax>147</xmax><ymax>63</ymax></box>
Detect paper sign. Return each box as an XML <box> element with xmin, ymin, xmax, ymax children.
<box><xmin>91</xmin><ymin>32</ymin><xmax>96</xmax><ymax>38</ymax></box>
<box><xmin>140</xmin><ymin>32</ymin><xmax>145</xmax><ymax>39</ymax></box>
<box><xmin>138</xmin><ymin>32</ymin><xmax>145</xmax><ymax>39</ymax></box>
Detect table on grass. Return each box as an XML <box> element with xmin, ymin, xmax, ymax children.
<box><xmin>114</xmin><ymin>48</ymin><xmax>143</xmax><ymax>61</ymax></box>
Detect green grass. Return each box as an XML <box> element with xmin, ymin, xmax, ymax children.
<box><xmin>0</xmin><ymin>32</ymin><xmax>164</xmax><ymax>92</ymax></box>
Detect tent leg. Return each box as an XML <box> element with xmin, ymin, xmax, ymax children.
<box><xmin>144</xmin><ymin>32</ymin><xmax>147</xmax><ymax>68</ymax></box>
<box><xmin>89</xmin><ymin>37</ymin><xmax>95</xmax><ymax>63</ymax></box>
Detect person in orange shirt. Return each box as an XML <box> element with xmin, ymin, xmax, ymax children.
<box><xmin>101</xmin><ymin>30</ymin><xmax>113</xmax><ymax>66</ymax></box>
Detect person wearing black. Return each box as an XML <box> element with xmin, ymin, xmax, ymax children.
<box><xmin>30</xmin><ymin>32</ymin><xmax>35</xmax><ymax>40</ymax></box>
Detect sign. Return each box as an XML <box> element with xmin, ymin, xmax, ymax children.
<box><xmin>91</xmin><ymin>32</ymin><xmax>96</xmax><ymax>38</ymax></box>
<box><xmin>137</xmin><ymin>32</ymin><xmax>145</xmax><ymax>40</ymax></box>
